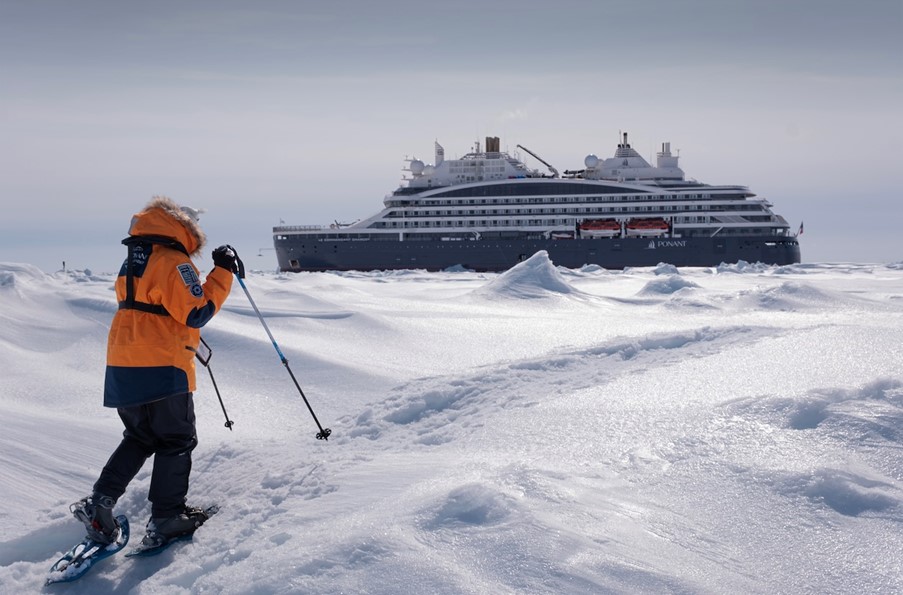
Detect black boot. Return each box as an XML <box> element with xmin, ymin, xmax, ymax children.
<box><xmin>70</xmin><ymin>493</ymin><xmax>119</xmax><ymax>544</ymax></box>
<box><xmin>142</xmin><ymin>506</ymin><xmax>210</xmax><ymax>547</ymax></box>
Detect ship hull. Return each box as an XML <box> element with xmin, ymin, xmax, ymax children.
<box><xmin>274</xmin><ymin>235</ymin><xmax>801</xmax><ymax>272</ymax></box>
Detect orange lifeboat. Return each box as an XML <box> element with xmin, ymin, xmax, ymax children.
<box><xmin>579</xmin><ymin>218</ymin><xmax>621</xmax><ymax>238</ymax></box>
<box><xmin>625</xmin><ymin>217</ymin><xmax>669</xmax><ymax>237</ymax></box>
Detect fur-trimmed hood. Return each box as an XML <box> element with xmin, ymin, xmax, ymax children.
<box><xmin>127</xmin><ymin>196</ymin><xmax>207</xmax><ymax>256</ymax></box>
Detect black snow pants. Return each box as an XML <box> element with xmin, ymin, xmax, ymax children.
<box><xmin>93</xmin><ymin>393</ymin><xmax>197</xmax><ymax>519</ymax></box>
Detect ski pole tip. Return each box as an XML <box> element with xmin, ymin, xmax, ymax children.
<box><xmin>316</xmin><ymin>428</ymin><xmax>332</xmax><ymax>441</ymax></box>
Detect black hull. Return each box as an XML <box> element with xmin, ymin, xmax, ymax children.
<box><xmin>274</xmin><ymin>235</ymin><xmax>801</xmax><ymax>272</ymax></box>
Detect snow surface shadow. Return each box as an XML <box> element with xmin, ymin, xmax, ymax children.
<box><xmin>0</xmin><ymin>518</ymin><xmax>83</xmax><ymax>566</ymax></box>
<box><xmin>423</xmin><ymin>483</ymin><xmax>514</xmax><ymax>529</ymax></box>
<box><xmin>741</xmin><ymin>281</ymin><xmax>838</xmax><ymax>311</ymax></box>
<box><xmin>605</xmin><ymin>269</ymin><xmax>862</xmax><ymax>314</ymax></box>
<box><xmin>409</xmin><ymin>471</ymin><xmax>707</xmax><ymax>595</ymax></box>
<box><xmin>414</xmin><ymin>481</ymin><xmax>584</xmax><ymax>593</ymax></box>
<box><xmin>65</xmin><ymin>296</ymin><xmax>118</xmax><ymax>316</ymax></box>
<box><xmin>723</xmin><ymin>379</ymin><xmax>903</xmax><ymax>517</ymax></box>
<box><xmin>716</xmin><ymin>279</ymin><xmax>900</xmax><ymax>313</ymax></box>
<box><xmin>767</xmin><ymin>468</ymin><xmax>900</xmax><ymax>517</ymax></box>
<box><xmin>726</xmin><ymin>378</ymin><xmax>903</xmax><ymax>442</ymax></box>
<box><xmin>552</xmin><ymin>325</ymin><xmax>767</xmax><ymax>363</ymax></box>
<box><xmin>341</xmin><ymin>325</ymin><xmax>781</xmax><ymax>446</ymax></box>
<box><xmin>601</xmin><ymin>262</ymin><xmax>880</xmax><ymax>313</ymax></box>
<box><xmin>0</xmin><ymin>263</ymin><xmax>47</xmax><ymax>289</ymax></box>
<box><xmin>220</xmin><ymin>304</ymin><xmax>354</xmax><ymax>320</ymax></box>
<box><xmin>286</xmin><ymin>537</ymin><xmax>394</xmax><ymax>578</ymax></box>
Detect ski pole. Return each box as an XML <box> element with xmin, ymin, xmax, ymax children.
<box><xmin>234</xmin><ymin>272</ymin><xmax>332</xmax><ymax>441</ymax></box>
<box><xmin>207</xmin><ymin>364</ymin><xmax>234</xmax><ymax>430</ymax></box>
<box><xmin>195</xmin><ymin>337</ymin><xmax>235</xmax><ymax>430</ymax></box>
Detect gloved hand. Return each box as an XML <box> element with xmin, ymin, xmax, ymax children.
<box><xmin>212</xmin><ymin>245</ymin><xmax>244</xmax><ymax>277</ymax></box>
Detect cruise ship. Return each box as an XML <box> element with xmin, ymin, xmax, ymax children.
<box><xmin>273</xmin><ymin>133</ymin><xmax>801</xmax><ymax>272</ymax></box>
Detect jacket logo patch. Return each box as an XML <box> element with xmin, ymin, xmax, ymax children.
<box><xmin>177</xmin><ymin>263</ymin><xmax>202</xmax><ymax>299</ymax></box>
<box><xmin>177</xmin><ymin>263</ymin><xmax>199</xmax><ymax>285</ymax></box>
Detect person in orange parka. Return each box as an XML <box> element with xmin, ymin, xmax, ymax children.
<box><xmin>70</xmin><ymin>195</ymin><xmax>242</xmax><ymax>548</ymax></box>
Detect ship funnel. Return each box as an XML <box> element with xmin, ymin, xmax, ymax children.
<box><xmin>485</xmin><ymin>136</ymin><xmax>500</xmax><ymax>154</ymax></box>
<box><xmin>435</xmin><ymin>141</ymin><xmax>444</xmax><ymax>166</ymax></box>
<box><xmin>656</xmin><ymin>141</ymin><xmax>682</xmax><ymax>174</ymax></box>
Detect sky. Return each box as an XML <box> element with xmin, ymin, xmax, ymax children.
<box><xmin>1</xmin><ymin>0</ymin><xmax>901</xmax><ymax>272</ymax></box>
<box><xmin>1</xmin><ymin>257</ymin><xmax>902</xmax><ymax>592</ymax></box>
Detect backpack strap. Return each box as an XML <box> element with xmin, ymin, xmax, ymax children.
<box><xmin>127</xmin><ymin>235</ymin><xmax>190</xmax><ymax>256</ymax></box>
<box><xmin>117</xmin><ymin>236</ymin><xmax>189</xmax><ymax>317</ymax></box>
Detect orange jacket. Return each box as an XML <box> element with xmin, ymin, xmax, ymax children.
<box><xmin>104</xmin><ymin>197</ymin><xmax>233</xmax><ymax>407</ymax></box>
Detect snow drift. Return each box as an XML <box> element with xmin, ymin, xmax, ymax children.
<box><xmin>1</xmin><ymin>259</ymin><xmax>902</xmax><ymax>594</ymax></box>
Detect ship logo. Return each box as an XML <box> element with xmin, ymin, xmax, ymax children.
<box><xmin>647</xmin><ymin>241</ymin><xmax>656</xmax><ymax>250</ymax></box>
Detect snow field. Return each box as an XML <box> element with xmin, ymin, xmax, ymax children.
<box><xmin>1</xmin><ymin>253</ymin><xmax>901</xmax><ymax>593</ymax></box>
